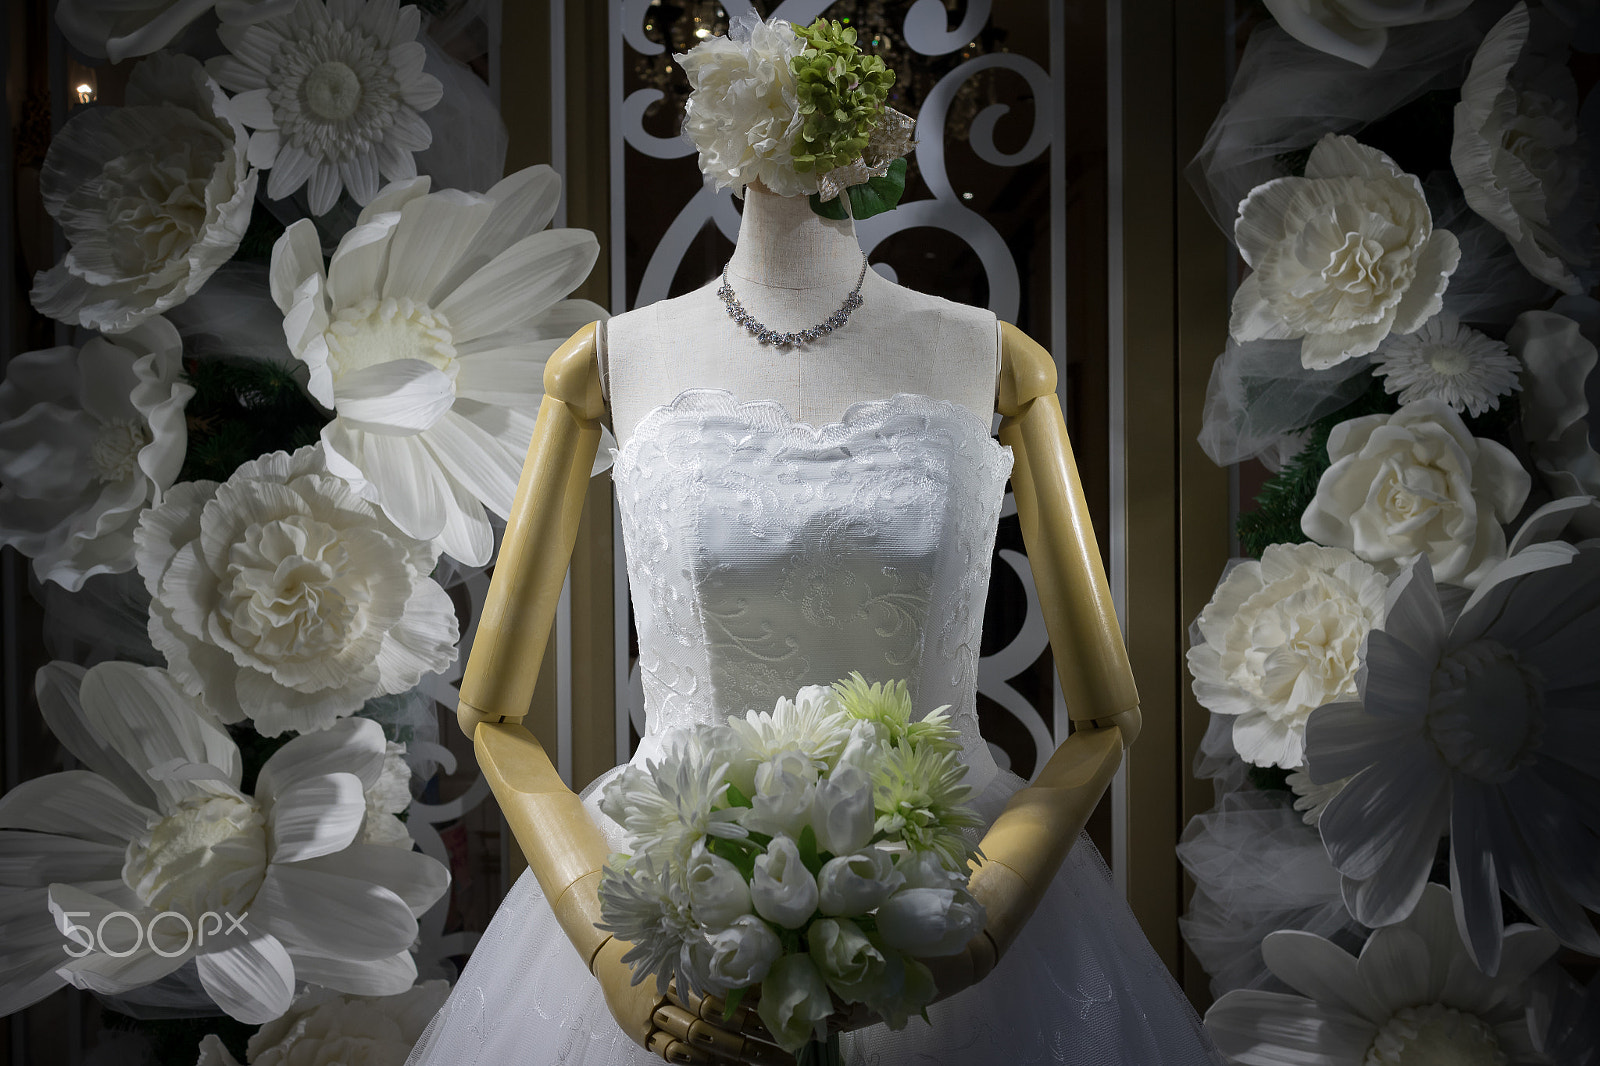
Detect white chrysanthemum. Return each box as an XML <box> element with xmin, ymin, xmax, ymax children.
<box><xmin>1304</xmin><ymin>547</ymin><xmax>1600</xmax><ymax>973</ymax></box>
<box><xmin>30</xmin><ymin>53</ymin><xmax>256</xmax><ymax>334</ymax></box>
<box><xmin>1301</xmin><ymin>399</ymin><xmax>1530</xmax><ymax>589</ymax></box>
<box><xmin>54</xmin><ymin>0</ymin><xmax>294</xmax><ymax>63</ymax></box>
<box><xmin>723</xmin><ymin>686</ymin><xmax>851</xmax><ymax>794</ymax></box>
<box><xmin>1371</xmin><ymin>314</ymin><xmax>1521</xmax><ymax>417</ymax></box>
<box><xmin>361</xmin><ymin>741</ymin><xmax>415</xmax><ymax>849</ymax></box>
<box><xmin>0</xmin><ymin>663</ymin><xmax>449</xmax><ymax>1022</ymax></box>
<box><xmin>677</xmin><ymin>14</ymin><xmax>815</xmax><ymax>198</ymax></box>
<box><xmin>1206</xmin><ymin>884</ymin><xmax>1559</xmax><ymax>1065</ymax></box>
<box><xmin>197</xmin><ymin>980</ymin><xmax>450</xmax><ymax>1066</ymax></box>
<box><xmin>1261</xmin><ymin>0</ymin><xmax>1474</xmax><ymax>67</ymax></box>
<box><xmin>599</xmin><ymin>741</ymin><xmax>747</xmax><ymax>869</ymax></box>
<box><xmin>207</xmin><ymin>0</ymin><xmax>444</xmax><ymax>215</ymax></box>
<box><xmin>1231</xmin><ymin>134</ymin><xmax>1460</xmax><ymax>370</ymax></box>
<box><xmin>1188</xmin><ymin>544</ymin><xmax>1389</xmax><ymax>769</ymax></box>
<box><xmin>134</xmin><ymin>444</ymin><xmax>459</xmax><ymax>736</ymax></box>
<box><xmin>0</xmin><ymin>317</ymin><xmax>191</xmax><ymax>592</ymax></box>
<box><xmin>1513</xmin><ymin>310</ymin><xmax>1600</xmax><ymax>499</ymax></box>
<box><xmin>269</xmin><ymin>168</ymin><xmax>603</xmax><ymax>565</ymax></box>
<box><xmin>596</xmin><ymin>856</ymin><xmax>705</xmax><ymax>996</ymax></box>
<box><xmin>1453</xmin><ymin>3</ymin><xmax>1596</xmax><ymax>295</ymax></box>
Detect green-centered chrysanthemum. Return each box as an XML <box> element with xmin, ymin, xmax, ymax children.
<box><xmin>789</xmin><ymin>19</ymin><xmax>893</xmax><ymax>175</ymax></box>
<box><xmin>833</xmin><ymin>673</ymin><xmax>961</xmax><ymax>754</ymax></box>
<box><xmin>871</xmin><ymin>741</ymin><xmax>983</xmax><ymax>869</ymax></box>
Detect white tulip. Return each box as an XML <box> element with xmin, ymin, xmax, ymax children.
<box><xmin>877</xmin><ymin>854</ymin><xmax>986</xmax><ymax>957</ymax></box>
<box><xmin>702</xmin><ymin>914</ymin><xmax>782</xmax><ymax>994</ymax></box>
<box><xmin>811</xmin><ymin>765</ymin><xmax>875</xmax><ymax>856</ymax></box>
<box><xmin>817</xmin><ymin>849</ymin><xmax>903</xmax><ymax>917</ymax></box>
<box><xmin>755</xmin><ymin>953</ymin><xmax>833</xmax><ymax>1053</ymax></box>
<box><xmin>808</xmin><ymin>918</ymin><xmax>895</xmax><ymax>1006</ymax></box>
<box><xmin>686</xmin><ymin>842</ymin><xmax>752</xmax><ymax>929</ymax></box>
<box><xmin>750</xmin><ymin>836</ymin><xmax>820</xmax><ymax>929</ymax></box>
<box><xmin>744</xmin><ymin>749</ymin><xmax>818</xmax><ymax>840</ymax></box>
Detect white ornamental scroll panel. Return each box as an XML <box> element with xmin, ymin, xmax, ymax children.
<box><xmin>608</xmin><ymin>0</ymin><xmax>1072</xmax><ymax>781</ymax></box>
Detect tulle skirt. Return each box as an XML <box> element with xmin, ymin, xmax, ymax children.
<box><xmin>407</xmin><ymin>766</ymin><xmax>1224</xmax><ymax>1066</ymax></box>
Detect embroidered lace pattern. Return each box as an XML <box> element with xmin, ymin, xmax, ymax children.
<box><xmin>611</xmin><ymin>390</ymin><xmax>1013</xmax><ymax>794</ymax></box>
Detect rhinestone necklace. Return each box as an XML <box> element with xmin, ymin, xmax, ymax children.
<box><xmin>718</xmin><ymin>255</ymin><xmax>870</xmax><ymax>348</ymax></box>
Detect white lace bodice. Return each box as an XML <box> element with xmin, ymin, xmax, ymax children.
<box><xmin>612</xmin><ymin>390</ymin><xmax>1014</xmax><ymax>794</ymax></box>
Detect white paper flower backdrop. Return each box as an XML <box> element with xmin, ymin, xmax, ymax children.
<box><xmin>1513</xmin><ymin>309</ymin><xmax>1600</xmax><ymax>499</ymax></box>
<box><xmin>1261</xmin><ymin>0</ymin><xmax>1476</xmax><ymax>68</ymax></box>
<box><xmin>54</xmin><ymin>0</ymin><xmax>296</xmax><ymax>63</ymax></box>
<box><xmin>197</xmin><ymin>980</ymin><xmax>450</xmax><ymax>1066</ymax></box>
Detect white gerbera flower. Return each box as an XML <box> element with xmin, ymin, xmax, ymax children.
<box><xmin>269</xmin><ymin>168</ymin><xmax>603</xmax><ymax>565</ymax></box>
<box><xmin>30</xmin><ymin>53</ymin><xmax>255</xmax><ymax>334</ymax></box>
<box><xmin>135</xmin><ymin>444</ymin><xmax>459</xmax><ymax>736</ymax></box>
<box><xmin>0</xmin><ymin>317</ymin><xmax>191</xmax><ymax>592</ymax></box>
<box><xmin>1304</xmin><ymin>546</ymin><xmax>1600</xmax><ymax>973</ymax></box>
<box><xmin>677</xmin><ymin>14</ymin><xmax>814</xmax><ymax>198</ymax></box>
<box><xmin>1206</xmin><ymin>884</ymin><xmax>1559</xmax><ymax>1065</ymax></box>
<box><xmin>0</xmin><ymin>662</ymin><xmax>449</xmax><ymax>1022</ymax></box>
<box><xmin>1453</xmin><ymin>3</ymin><xmax>1596</xmax><ymax>294</ymax></box>
<box><xmin>1188</xmin><ymin>544</ymin><xmax>1389</xmax><ymax>769</ymax></box>
<box><xmin>197</xmin><ymin>980</ymin><xmax>450</xmax><ymax>1066</ymax></box>
<box><xmin>208</xmin><ymin>0</ymin><xmax>444</xmax><ymax>215</ymax></box>
<box><xmin>54</xmin><ymin>0</ymin><xmax>294</xmax><ymax>63</ymax></box>
<box><xmin>1371</xmin><ymin>314</ymin><xmax>1522</xmax><ymax>416</ymax></box>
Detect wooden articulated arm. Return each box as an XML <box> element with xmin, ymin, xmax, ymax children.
<box><xmin>455</xmin><ymin>323</ymin><xmax>667</xmax><ymax>1049</ymax></box>
<box><xmin>929</xmin><ymin>323</ymin><xmax>1141</xmax><ymax>993</ymax></box>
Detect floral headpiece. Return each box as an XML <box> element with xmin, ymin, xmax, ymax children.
<box><xmin>677</xmin><ymin>15</ymin><xmax>915</xmax><ymax>220</ymax></box>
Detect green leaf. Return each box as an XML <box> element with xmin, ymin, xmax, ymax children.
<box><xmin>808</xmin><ymin>192</ymin><xmax>851</xmax><ymax>221</ymax></box>
<box><xmin>722</xmin><ymin>986</ymin><xmax>747</xmax><ymax>1021</ymax></box>
<box><xmin>845</xmin><ymin>157</ymin><xmax>907</xmax><ymax>221</ymax></box>
<box><xmin>725</xmin><ymin>782</ymin><xmax>753</xmax><ymax>808</ymax></box>
<box><xmin>708</xmin><ymin>837</ymin><xmax>758</xmax><ymax>880</ymax></box>
<box><xmin>797</xmin><ymin>824</ymin><xmax>824</xmax><ymax>876</ymax></box>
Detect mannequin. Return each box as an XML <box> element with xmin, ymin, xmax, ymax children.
<box><xmin>451</xmin><ymin>183</ymin><xmax>1145</xmax><ymax>1065</ymax></box>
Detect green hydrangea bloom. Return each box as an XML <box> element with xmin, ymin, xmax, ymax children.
<box><xmin>790</xmin><ymin>19</ymin><xmax>895</xmax><ymax>176</ymax></box>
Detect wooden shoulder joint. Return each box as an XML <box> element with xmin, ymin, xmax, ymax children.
<box><xmin>542</xmin><ymin>322</ymin><xmax>606</xmax><ymax>422</ymax></box>
<box><xmin>996</xmin><ymin>321</ymin><xmax>1058</xmax><ymax>419</ymax></box>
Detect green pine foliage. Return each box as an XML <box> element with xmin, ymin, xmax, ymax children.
<box><xmin>1236</xmin><ymin>379</ymin><xmax>1397</xmax><ymax>558</ymax></box>
<box><xmin>178</xmin><ymin>358</ymin><xmax>329</xmax><ymax>485</ymax></box>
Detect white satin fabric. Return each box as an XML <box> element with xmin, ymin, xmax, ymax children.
<box><xmin>408</xmin><ymin>391</ymin><xmax>1222</xmax><ymax>1065</ymax></box>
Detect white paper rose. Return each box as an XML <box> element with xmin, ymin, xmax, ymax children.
<box><xmin>1231</xmin><ymin>134</ymin><xmax>1460</xmax><ymax>370</ymax></box>
<box><xmin>0</xmin><ymin>663</ymin><xmax>448</xmax><ymax>1022</ymax></box>
<box><xmin>134</xmin><ymin>444</ymin><xmax>459</xmax><ymax>735</ymax></box>
<box><xmin>1301</xmin><ymin>399</ymin><xmax>1530</xmax><ymax>589</ymax></box>
<box><xmin>54</xmin><ymin>0</ymin><xmax>294</xmax><ymax>63</ymax></box>
<box><xmin>1261</xmin><ymin>0</ymin><xmax>1474</xmax><ymax>68</ymax></box>
<box><xmin>0</xmin><ymin>317</ymin><xmax>191</xmax><ymax>591</ymax></box>
<box><xmin>31</xmin><ymin>53</ymin><xmax>255</xmax><ymax>334</ymax></box>
<box><xmin>207</xmin><ymin>0</ymin><xmax>445</xmax><ymax>215</ymax></box>
<box><xmin>269</xmin><ymin>167</ymin><xmax>604</xmax><ymax>565</ymax></box>
<box><xmin>196</xmin><ymin>980</ymin><xmax>450</xmax><ymax>1066</ymax></box>
<box><xmin>1453</xmin><ymin>3</ymin><xmax>1596</xmax><ymax>294</ymax></box>
<box><xmin>677</xmin><ymin>14</ymin><xmax>815</xmax><ymax>199</ymax></box>
<box><xmin>361</xmin><ymin>741</ymin><xmax>416</xmax><ymax>849</ymax></box>
<box><xmin>1512</xmin><ymin>310</ymin><xmax>1600</xmax><ymax>499</ymax></box>
<box><xmin>1188</xmin><ymin>544</ymin><xmax>1388</xmax><ymax>769</ymax></box>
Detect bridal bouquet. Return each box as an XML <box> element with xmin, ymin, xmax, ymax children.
<box><xmin>596</xmin><ymin>675</ymin><xmax>987</xmax><ymax>1058</ymax></box>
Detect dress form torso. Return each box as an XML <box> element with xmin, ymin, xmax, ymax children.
<box><xmin>601</xmin><ymin>186</ymin><xmax>1000</xmax><ymax>446</ymax></box>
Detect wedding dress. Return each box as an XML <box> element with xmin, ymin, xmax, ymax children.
<box><xmin>408</xmin><ymin>390</ymin><xmax>1223</xmax><ymax>1065</ymax></box>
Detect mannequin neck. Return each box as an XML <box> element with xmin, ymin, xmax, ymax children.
<box><xmin>725</xmin><ymin>185</ymin><xmax>864</xmax><ymax>291</ymax></box>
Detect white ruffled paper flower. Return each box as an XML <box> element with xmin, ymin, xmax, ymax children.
<box><xmin>54</xmin><ymin>0</ymin><xmax>294</xmax><ymax>63</ymax></box>
<box><xmin>1231</xmin><ymin>134</ymin><xmax>1460</xmax><ymax>370</ymax></box>
<box><xmin>1301</xmin><ymin>399</ymin><xmax>1530</xmax><ymax>589</ymax></box>
<box><xmin>1206</xmin><ymin>884</ymin><xmax>1559</xmax><ymax>1065</ymax></box>
<box><xmin>1513</xmin><ymin>310</ymin><xmax>1600</xmax><ymax>498</ymax></box>
<box><xmin>1261</xmin><ymin>0</ymin><xmax>1475</xmax><ymax>68</ymax></box>
<box><xmin>677</xmin><ymin>14</ymin><xmax>815</xmax><ymax>199</ymax></box>
<box><xmin>1304</xmin><ymin>547</ymin><xmax>1600</xmax><ymax>973</ymax></box>
<box><xmin>270</xmin><ymin>168</ymin><xmax>603</xmax><ymax>565</ymax></box>
<box><xmin>1453</xmin><ymin>3</ymin><xmax>1596</xmax><ymax>295</ymax></box>
<box><xmin>0</xmin><ymin>317</ymin><xmax>191</xmax><ymax>592</ymax></box>
<box><xmin>0</xmin><ymin>662</ymin><xmax>449</xmax><ymax>1022</ymax></box>
<box><xmin>207</xmin><ymin>0</ymin><xmax>444</xmax><ymax>215</ymax></box>
<box><xmin>30</xmin><ymin>53</ymin><xmax>256</xmax><ymax>334</ymax></box>
<box><xmin>1370</xmin><ymin>313</ymin><xmax>1521</xmax><ymax>417</ymax></box>
<box><xmin>196</xmin><ymin>980</ymin><xmax>450</xmax><ymax>1066</ymax></box>
<box><xmin>135</xmin><ymin>444</ymin><xmax>459</xmax><ymax>736</ymax></box>
<box><xmin>1188</xmin><ymin>544</ymin><xmax>1388</xmax><ymax>769</ymax></box>
<box><xmin>361</xmin><ymin>742</ymin><xmax>415</xmax><ymax>849</ymax></box>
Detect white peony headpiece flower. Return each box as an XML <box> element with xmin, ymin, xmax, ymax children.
<box><xmin>1187</xmin><ymin>543</ymin><xmax>1389</xmax><ymax>770</ymax></box>
<box><xmin>1230</xmin><ymin>134</ymin><xmax>1460</xmax><ymax>370</ymax></box>
<box><xmin>0</xmin><ymin>317</ymin><xmax>192</xmax><ymax>592</ymax></box>
<box><xmin>207</xmin><ymin>0</ymin><xmax>445</xmax><ymax>215</ymax></box>
<box><xmin>1453</xmin><ymin>3</ymin><xmax>1597</xmax><ymax>295</ymax></box>
<box><xmin>1369</xmin><ymin>312</ymin><xmax>1522</xmax><ymax>417</ymax></box>
<box><xmin>1304</xmin><ymin>545</ymin><xmax>1600</xmax><ymax>974</ymax></box>
<box><xmin>0</xmin><ymin>662</ymin><xmax>449</xmax><ymax>1023</ymax></box>
<box><xmin>29</xmin><ymin>53</ymin><xmax>256</xmax><ymax>334</ymax></box>
<box><xmin>135</xmin><ymin>443</ymin><xmax>460</xmax><ymax>736</ymax></box>
<box><xmin>269</xmin><ymin>167</ymin><xmax>605</xmax><ymax>566</ymax></box>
